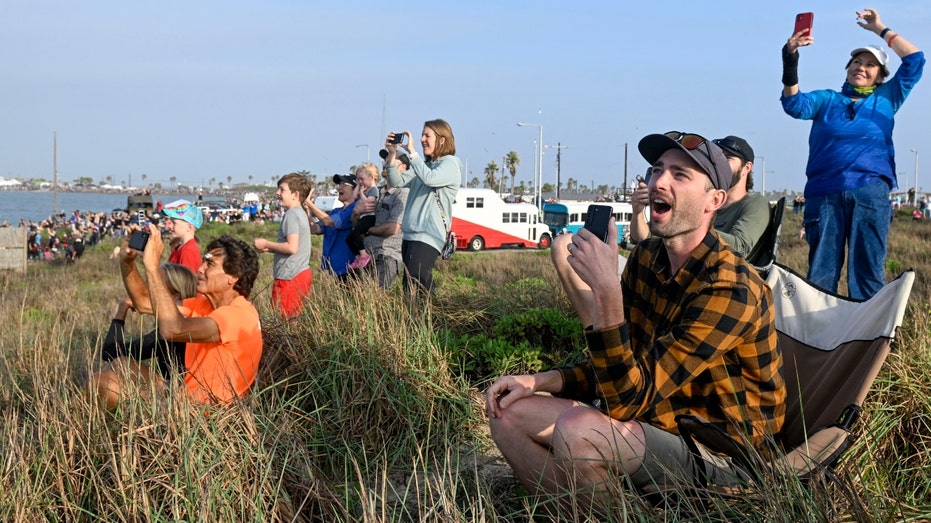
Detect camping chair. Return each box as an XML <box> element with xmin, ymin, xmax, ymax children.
<box><xmin>676</xmin><ymin>263</ymin><xmax>915</xmax><ymax>486</ymax></box>
<box><xmin>748</xmin><ymin>196</ymin><xmax>786</xmax><ymax>276</ymax></box>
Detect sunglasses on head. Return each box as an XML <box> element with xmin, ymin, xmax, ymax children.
<box><xmin>663</xmin><ymin>131</ymin><xmax>720</xmax><ymax>186</ymax></box>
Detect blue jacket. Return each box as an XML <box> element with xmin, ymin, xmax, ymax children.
<box><xmin>386</xmin><ymin>154</ymin><xmax>461</xmax><ymax>253</ymax></box>
<box><xmin>321</xmin><ymin>201</ymin><xmax>357</xmax><ymax>275</ymax></box>
<box><xmin>781</xmin><ymin>51</ymin><xmax>924</xmax><ymax>198</ymax></box>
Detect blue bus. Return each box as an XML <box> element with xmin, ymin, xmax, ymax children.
<box><xmin>542</xmin><ymin>201</ymin><xmax>634</xmax><ymax>245</ymax></box>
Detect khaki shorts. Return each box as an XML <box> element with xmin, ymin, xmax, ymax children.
<box><xmin>627</xmin><ymin>422</ymin><xmax>750</xmax><ymax>490</ymax></box>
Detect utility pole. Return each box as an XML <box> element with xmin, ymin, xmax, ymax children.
<box><xmin>53</xmin><ymin>131</ymin><xmax>58</xmax><ymax>217</ymax></box>
<box><xmin>623</xmin><ymin>143</ymin><xmax>628</xmax><ymax>201</ymax></box>
<box><xmin>545</xmin><ymin>143</ymin><xmax>568</xmax><ymax>200</ymax></box>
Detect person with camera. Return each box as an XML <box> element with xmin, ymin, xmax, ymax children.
<box><xmin>486</xmin><ymin>132</ymin><xmax>785</xmax><ymax>512</ymax></box>
<box><xmin>161</xmin><ymin>199</ymin><xmax>205</xmax><ymax>273</ymax></box>
<box><xmin>781</xmin><ymin>8</ymin><xmax>924</xmax><ymax>299</ymax></box>
<box><xmin>383</xmin><ymin>119</ymin><xmax>461</xmax><ymax>295</ymax></box>
<box><xmin>351</xmin><ymin>150</ymin><xmax>411</xmax><ymax>289</ymax></box>
<box><xmin>94</xmin><ymin>225</ymin><xmax>263</xmax><ymax>407</ymax></box>
<box><xmin>305</xmin><ymin>174</ymin><xmax>360</xmax><ymax>281</ymax></box>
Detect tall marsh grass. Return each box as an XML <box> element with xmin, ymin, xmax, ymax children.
<box><xmin>0</xmin><ymin>212</ymin><xmax>929</xmax><ymax>521</ymax></box>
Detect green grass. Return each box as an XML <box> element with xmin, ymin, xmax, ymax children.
<box><xmin>0</xmin><ymin>212</ymin><xmax>929</xmax><ymax>521</ymax></box>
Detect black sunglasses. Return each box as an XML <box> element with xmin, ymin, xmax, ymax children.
<box><xmin>664</xmin><ymin>131</ymin><xmax>720</xmax><ymax>187</ymax></box>
<box><xmin>712</xmin><ymin>137</ymin><xmax>743</xmax><ymax>155</ymax></box>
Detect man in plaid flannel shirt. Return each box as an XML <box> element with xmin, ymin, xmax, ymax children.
<box><xmin>486</xmin><ymin>132</ymin><xmax>786</xmax><ymax>507</ymax></box>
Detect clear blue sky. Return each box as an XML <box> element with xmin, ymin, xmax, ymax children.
<box><xmin>2</xmin><ymin>1</ymin><xmax>929</xmax><ymax>194</ymax></box>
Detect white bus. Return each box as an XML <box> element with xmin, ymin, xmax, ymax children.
<box><xmin>451</xmin><ymin>188</ymin><xmax>551</xmax><ymax>251</ymax></box>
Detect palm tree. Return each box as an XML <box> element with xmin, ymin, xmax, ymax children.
<box><xmin>468</xmin><ymin>177</ymin><xmax>480</xmax><ymax>188</ymax></box>
<box><xmin>141</xmin><ymin>173</ymin><xmax>147</xmax><ymax>187</ymax></box>
<box><xmin>226</xmin><ymin>176</ymin><xmax>232</xmax><ymax>187</ymax></box>
<box><xmin>169</xmin><ymin>176</ymin><xmax>177</xmax><ymax>189</ymax></box>
<box><xmin>484</xmin><ymin>161</ymin><xmax>499</xmax><ymax>189</ymax></box>
<box><xmin>505</xmin><ymin>151</ymin><xmax>520</xmax><ymax>193</ymax></box>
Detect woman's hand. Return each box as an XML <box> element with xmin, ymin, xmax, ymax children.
<box><xmin>786</xmin><ymin>30</ymin><xmax>813</xmax><ymax>53</ymax></box>
<box><xmin>856</xmin><ymin>8</ymin><xmax>884</xmax><ymax>34</ymax></box>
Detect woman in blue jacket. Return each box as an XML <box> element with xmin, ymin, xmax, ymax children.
<box><xmin>384</xmin><ymin>119</ymin><xmax>462</xmax><ymax>295</ymax></box>
<box><xmin>781</xmin><ymin>8</ymin><xmax>923</xmax><ymax>299</ymax></box>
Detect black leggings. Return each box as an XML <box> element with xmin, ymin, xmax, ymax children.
<box><xmin>402</xmin><ymin>240</ymin><xmax>440</xmax><ymax>295</ymax></box>
<box><xmin>346</xmin><ymin>215</ymin><xmax>376</xmax><ymax>255</ymax></box>
<box><xmin>101</xmin><ymin>319</ymin><xmax>186</xmax><ymax>380</ymax></box>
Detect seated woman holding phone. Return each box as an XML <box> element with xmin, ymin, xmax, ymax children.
<box><xmin>89</xmin><ymin>225</ymin><xmax>263</xmax><ymax>409</ymax></box>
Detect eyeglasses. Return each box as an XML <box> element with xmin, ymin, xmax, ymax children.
<box><xmin>664</xmin><ymin>131</ymin><xmax>720</xmax><ymax>187</ymax></box>
<box><xmin>846</xmin><ymin>101</ymin><xmax>858</xmax><ymax>120</ymax></box>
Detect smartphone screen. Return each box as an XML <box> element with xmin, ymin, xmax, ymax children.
<box><xmin>583</xmin><ymin>205</ymin><xmax>613</xmax><ymax>243</ymax></box>
<box><xmin>794</xmin><ymin>12</ymin><xmax>813</xmax><ymax>37</ymax></box>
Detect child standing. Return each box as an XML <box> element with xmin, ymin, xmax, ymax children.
<box><xmin>346</xmin><ymin>163</ymin><xmax>380</xmax><ymax>270</ymax></box>
<box><xmin>253</xmin><ymin>173</ymin><xmax>313</xmax><ymax>318</ymax></box>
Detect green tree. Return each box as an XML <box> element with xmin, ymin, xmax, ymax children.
<box><xmin>505</xmin><ymin>151</ymin><xmax>520</xmax><ymax>193</ymax></box>
<box><xmin>484</xmin><ymin>161</ymin><xmax>499</xmax><ymax>189</ymax></box>
<box><xmin>170</xmin><ymin>176</ymin><xmax>177</xmax><ymax>189</ymax></box>
<box><xmin>468</xmin><ymin>177</ymin><xmax>480</xmax><ymax>188</ymax></box>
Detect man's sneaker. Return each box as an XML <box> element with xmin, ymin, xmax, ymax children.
<box><xmin>349</xmin><ymin>252</ymin><xmax>371</xmax><ymax>270</ymax></box>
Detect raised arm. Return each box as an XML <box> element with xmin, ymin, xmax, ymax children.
<box><xmin>782</xmin><ymin>30</ymin><xmax>813</xmax><ymax>97</ymax></box>
<box><xmin>857</xmin><ymin>8</ymin><xmax>920</xmax><ymax>58</ymax></box>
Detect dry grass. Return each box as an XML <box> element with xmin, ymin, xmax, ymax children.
<box><xmin>0</xmin><ymin>211</ymin><xmax>929</xmax><ymax>521</ymax></box>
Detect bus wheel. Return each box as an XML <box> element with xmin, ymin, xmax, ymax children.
<box><xmin>468</xmin><ymin>236</ymin><xmax>485</xmax><ymax>251</ymax></box>
<box><xmin>538</xmin><ymin>234</ymin><xmax>552</xmax><ymax>249</ymax></box>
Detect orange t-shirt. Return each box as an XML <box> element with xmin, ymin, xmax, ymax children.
<box><xmin>182</xmin><ymin>294</ymin><xmax>263</xmax><ymax>403</ymax></box>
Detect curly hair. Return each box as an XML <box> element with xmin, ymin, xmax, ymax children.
<box><xmin>205</xmin><ymin>235</ymin><xmax>259</xmax><ymax>298</ymax></box>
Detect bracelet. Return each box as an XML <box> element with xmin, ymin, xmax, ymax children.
<box><xmin>880</xmin><ymin>27</ymin><xmax>892</xmax><ymax>39</ymax></box>
<box><xmin>887</xmin><ymin>34</ymin><xmax>899</xmax><ymax>46</ymax></box>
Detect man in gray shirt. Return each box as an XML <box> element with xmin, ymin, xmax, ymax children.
<box><xmin>352</xmin><ymin>149</ymin><xmax>410</xmax><ymax>289</ymax></box>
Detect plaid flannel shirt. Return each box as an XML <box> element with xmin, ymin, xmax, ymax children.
<box><xmin>555</xmin><ymin>231</ymin><xmax>786</xmax><ymax>450</ymax></box>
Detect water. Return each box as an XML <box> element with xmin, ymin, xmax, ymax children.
<box><xmin>0</xmin><ymin>190</ymin><xmax>173</xmax><ymax>224</ymax></box>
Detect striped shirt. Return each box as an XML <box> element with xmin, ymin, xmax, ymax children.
<box><xmin>555</xmin><ymin>231</ymin><xmax>786</xmax><ymax>450</ymax></box>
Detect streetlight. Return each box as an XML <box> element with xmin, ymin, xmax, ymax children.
<box><xmin>758</xmin><ymin>156</ymin><xmax>767</xmax><ymax>195</ymax></box>
<box><xmin>517</xmin><ymin>122</ymin><xmax>543</xmax><ymax>207</ymax></box>
<box><xmin>911</xmin><ymin>148</ymin><xmax>919</xmax><ymax>205</ymax></box>
<box><xmin>355</xmin><ymin>144</ymin><xmax>370</xmax><ymax>164</ymax></box>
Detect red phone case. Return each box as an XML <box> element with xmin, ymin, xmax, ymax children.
<box><xmin>794</xmin><ymin>12</ymin><xmax>813</xmax><ymax>37</ymax></box>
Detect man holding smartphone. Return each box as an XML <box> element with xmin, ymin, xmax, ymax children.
<box><xmin>487</xmin><ymin>131</ymin><xmax>785</xmax><ymax>511</ymax></box>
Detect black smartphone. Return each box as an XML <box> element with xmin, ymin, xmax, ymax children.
<box><xmin>128</xmin><ymin>230</ymin><xmax>150</xmax><ymax>251</ymax></box>
<box><xmin>391</xmin><ymin>132</ymin><xmax>406</xmax><ymax>145</ymax></box>
<box><xmin>583</xmin><ymin>204</ymin><xmax>613</xmax><ymax>243</ymax></box>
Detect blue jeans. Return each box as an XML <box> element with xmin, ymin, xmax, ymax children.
<box><xmin>804</xmin><ymin>179</ymin><xmax>891</xmax><ymax>300</ymax></box>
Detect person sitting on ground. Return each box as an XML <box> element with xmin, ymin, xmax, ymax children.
<box><xmin>346</xmin><ymin>163</ymin><xmax>382</xmax><ymax>270</ymax></box>
<box><xmin>161</xmin><ymin>199</ymin><xmax>205</xmax><ymax>273</ymax></box>
<box><xmin>91</xmin><ymin>261</ymin><xmax>198</xmax><ymax>410</ymax></box>
<box><xmin>486</xmin><ymin>131</ymin><xmax>785</xmax><ymax>513</ymax></box>
<box><xmin>93</xmin><ymin>226</ymin><xmax>263</xmax><ymax>407</ymax></box>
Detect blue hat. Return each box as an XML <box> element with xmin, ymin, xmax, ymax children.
<box><xmin>162</xmin><ymin>199</ymin><xmax>204</xmax><ymax>229</ymax></box>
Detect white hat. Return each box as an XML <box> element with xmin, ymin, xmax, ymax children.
<box><xmin>849</xmin><ymin>45</ymin><xmax>890</xmax><ymax>77</ymax></box>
